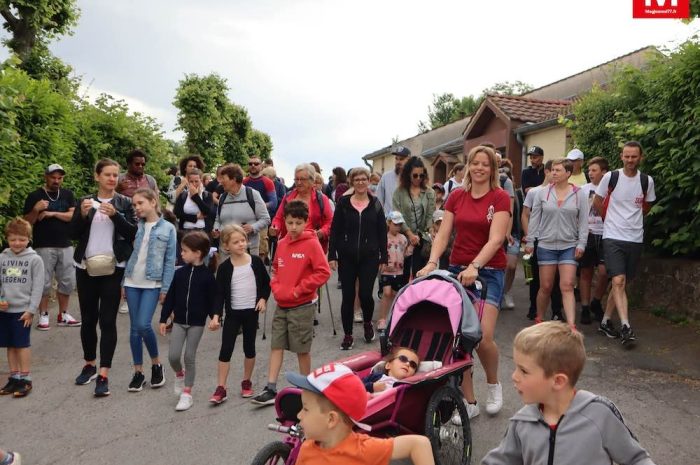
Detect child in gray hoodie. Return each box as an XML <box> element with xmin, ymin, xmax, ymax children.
<box><xmin>0</xmin><ymin>218</ymin><xmax>44</xmax><ymax>398</ymax></box>
<box><xmin>482</xmin><ymin>322</ymin><xmax>655</xmax><ymax>465</ymax></box>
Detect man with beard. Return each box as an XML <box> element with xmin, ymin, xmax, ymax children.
<box><xmin>521</xmin><ymin>146</ymin><xmax>545</xmax><ymax>194</ymax></box>
<box><xmin>375</xmin><ymin>146</ymin><xmax>411</xmax><ymax>215</ymax></box>
<box><xmin>116</xmin><ymin>149</ymin><xmax>158</xmax><ymax>198</ymax></box>
<box><xmin>244</xmin><ymin>155</ymin><xmax>278</xmax><ymax>261</ymax></box>
<box><xmin>23</xmin><ymin>164</ymin><xmax>81</xmax><ymax>330</ymax></box>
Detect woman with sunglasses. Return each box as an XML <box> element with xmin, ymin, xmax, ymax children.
<box><xmin>328</xmin><ymin>167</ymin><xmax>387</xmax><ymax>350</ymax></box>
<box><xmin>391</xmin><ymin>156</ymin><xmax>435</xmax><ymax>282</ymax></box>
<box><xmin>417</xmin><ymin>145</ymin><xmax>510</xmax><ymax>421</ymax></box>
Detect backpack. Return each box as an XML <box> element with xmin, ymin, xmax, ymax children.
<box><xmin>601</xmin><ymin>170</ymin><xmax>649</xmax><ymax>220</ymax></box>
<box><xmin>216</xmin><ymin>186</ymin><xmax>256</xmax><ymax>220</ymax></box>
<box><xmin>279</xmin><ymin>190</ymin><xmax>326</xmax><ymax>229</ymax></box>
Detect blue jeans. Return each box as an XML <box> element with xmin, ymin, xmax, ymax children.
<box><xmin>125</xmin><ymin>287</ymin><xmax>161</xmax><ymax>366</ymax></box>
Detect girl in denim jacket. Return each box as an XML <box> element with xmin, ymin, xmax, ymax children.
<box><xmin>123</xmin><ymin>188</ymin><xmax>177</xmax><ymax>393</ymax></box>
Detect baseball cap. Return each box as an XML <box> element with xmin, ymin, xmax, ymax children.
<box><xmin>286</xmin><ymin>363</ymin><xmax>370</xmax><ymax>430</ymax></box>
<box><xmin>391</xmin><ymin>145</ymin><xmax>411</xmax><ymax>158</ymax></box>
<box><xmin>566</xmin><ymin>148</ymin><xmax>584</xmax><ymax>161</ymax></box>
<box><xmin>388</xmin><ymin>211</ymin><xmax>405</xmax><ymax>224</ymax></box>
<box><xmin>432</xmin><ymin>210</ymin><xmax>444</xmax><ymax>222</ymax></box>
<box><xmin>527</xmin><ymin>146</ymin><xmax>544</xmax><ymax>157</ymax></box>
<box><xmin>45</xmin><ymin>163</ymin><xmax>66</xmax><ymax>175</ymax></box>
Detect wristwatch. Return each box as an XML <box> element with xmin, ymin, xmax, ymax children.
<box><xmin>470</xmin><ymin>261</ymin><xmax>482</xmax><ymax>270</ymax></box>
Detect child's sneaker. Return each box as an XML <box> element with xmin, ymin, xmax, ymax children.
<box><xmin>251</xmin><ymin>386</ymin><xmax>277</xmax><ymax>406</ymax></box>
<box><xmin>340</xmin><ymin>334</ymin><xmax>354</xmax><ymax>350</ymax></box>
<box><xmin>502</xmin><ymin>293</ymin><xmax>515</xmax><ymax>309</ymax></box>
<box><xmin>75</xmin><ymin>364</ymin><xmax>97</xmax><ymax>385</ymax></box>
<box><xmin>150</xmin><ymin>364</ymin><xmax>165</xmax><ymax>388</ymax></box>
<box><xmin>452</xmin><ymin>400</ymin><xmax>479</xmax><ymax>425</ymax></box>
<box><xmin>13</xmin><ymin>379</ymin><xmax>32</xmax><ymax>398</ymax></box>
<box><xmin>36</xmin><ymin>313</ymin><xmax>50</xmax><ymax>331</ymax></box>
<box><xmin>353</xmin><ymin>311</ymin><xmax>362</xmax><ymax>323</ymax></box>
<box><xmin>174</xmin><ymin>372</ymin><xmax>185</xmax><ymax>396</ymax></box>
<box><xmin>94</xmin><ymin>375</ymin><xmax>110</xmax><ymax>397</ymax></box>
<box><xmin>0</xmin><ymin>377</ymin><xmax>19</xmax><ymax>395</ymax></box>
<box><xmin>128</xmin><ymin>372</ymin><xmax>146</xmax><ymax>392</ymax></box>
<box><xmin>2</xmin><ymin>451</ymin><xmax>20</xmax><ymax>464</ymax></box>
<box><xmin>598</xmin><ymin>320</ymin><xmax>620</xmax><ymax>339</ymax></box>
<box><xmin>241</xmin><ymin>379</ymin><xmax>254</xmax><ymax>398</ymax></box>
<box><xmin>119</xmin><ymin>301</ymin><xmax>129</xmax><ymax>314</ymax></box>
<box><xmin>620</xmin><ymin>325</ymin><xmax>637</xmax><ymax>346</ymax></box>
<box><xmin>376</xmin><ymin>319</ymin><xmax>387</xmax><ymax>330</ymax></box>
<box><xmin>175</xmin><ymin>392</ymin><xmax>193</xmax><ymax>411</ymax></box>
<box><xmin>485</xmin><ymin>383</ymin><xmax>503</xmax><ymax>415</ymax></box>
<box><xmin>363</xmin><ymin>322</ymin><xmax>375</xmax><ymax>343</ymax></box>
<box><xmin>209</xmin><ymin>385</ymin><xmax>228</xmax><ymax>405</ymax></box>
<box><xmin>57</xmin><ymin>312</ymin><xmax>81</xmax><ymax>327</ymax></box>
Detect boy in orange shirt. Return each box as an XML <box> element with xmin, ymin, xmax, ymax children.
<box><xmin>287</xmin><ymin>362</ymin><xmax>434</xmax><ymax>465</ymax></box>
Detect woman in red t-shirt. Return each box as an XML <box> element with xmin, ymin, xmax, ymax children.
<box><xmin>418</xmin><ymin>145</ymin><xmax>510</xmax><ymax>420</ymax></box>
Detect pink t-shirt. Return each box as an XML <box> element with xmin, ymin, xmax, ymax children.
<box><xmin>383</xmin><ymin>232</ymin><xmax>410</xmax><ymax>276</ymax></box>
<box><xmin>444</xmin><ymin>188</ymin><xmax>509</xmax><ymax>269</ymax></box>
<box><xmin>350</xmin><ymin>196</ymin><xmax>369</xmax><ymax>213</ymax></box>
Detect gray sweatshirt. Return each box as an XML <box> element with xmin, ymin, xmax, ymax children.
<box><xmin>214</xmin><ymin>186</ymin><xmax>271</xmax><ymax>251</ymax></box>
<box><xmin>526</xmin><ymin>184</ymin><xmax>588</xmax><ymax>251</ymax></box>
<box><xmin>0</xmin><ymin>247</ymin><xmax>45</xmax><ymax>314</ymax></box>
<box><xmin>482</xmin><ymin>390</ymin><xmax>656</xmax><ymax>465</ymax></box>
<box><xmin>376</xmin><ymin>170</ymin><xmax>399</xmax><ymax>215</ymax></box>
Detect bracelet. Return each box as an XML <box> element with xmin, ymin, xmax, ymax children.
<box><xmin>427</xmin><ymin>260</ymin><xmax>438</xmax><ymax>267</ymax></box>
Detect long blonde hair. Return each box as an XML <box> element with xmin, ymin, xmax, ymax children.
<box><xmin>464</xmin><ymin>146</ymin><xmax>500</xmax><ymax>190</ymax></box>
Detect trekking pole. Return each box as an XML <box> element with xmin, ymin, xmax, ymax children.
<box><xmin>262</xmin><ymin>307</ymin><xmax>268</xmax><ymax>340</ymax></box>
<box><xmin>325</xmin><ymin>281</ymin><xmax>337</xmax><ymax>336</ymax></box>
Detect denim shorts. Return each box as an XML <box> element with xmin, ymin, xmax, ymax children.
<box><xmin>506</xmin><ymin>234</ymin><xmax>521</xmax><ymax>256</ymax></box>
<box><xmin>537</xmin><ymin>246</ymin><xmax>578</xmax><ymax>266</ymax></box>
<box><xmin>448</xmin><ymin>265</ymin><xmax>505</xmax><ymax>310</ymax></box>
<box><xmin>0</xmin><ymin>312</ymin><xmax>31</xmax><ymax>348</ymax></box>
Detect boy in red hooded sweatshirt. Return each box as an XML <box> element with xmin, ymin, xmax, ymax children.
<box><xmin>252</xmin><ymin>200</ymin><xmax>331</xmax><ymax>406</ymax></box>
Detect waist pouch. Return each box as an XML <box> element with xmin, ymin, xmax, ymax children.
<box><xmin>85</xmin><ymin>254</ymin><xmax>116</xmax><ymax>277</ymax></box>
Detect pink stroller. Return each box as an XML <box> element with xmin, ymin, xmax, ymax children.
<box><xmin>251</xmin><ymin>270</ymin><xmax>485</xmax><ymax>465</ymax></box>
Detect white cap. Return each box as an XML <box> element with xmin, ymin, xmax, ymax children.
<box><xmin>566</xmin><ymin>149</ymin><xmax>584</xmax><ymax>161</ymax></box>
<box><xmin>388</xmin><ymin>211</ymin><xmax>405</xmax><ymax>224</ymax></box>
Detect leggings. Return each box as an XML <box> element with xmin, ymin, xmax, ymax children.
<box><xmin>402</xmin><ymin>241</ymin><xmax>426</xmax><ymax>282</ymax></box>
<box><xmin>339</xmin><ymin>255</ymin><xmax>380</xmax><ymax>336</ymax></box>
<box><xmin>529</xmin><ymin>243</ymin><xmax>562</xmax><ymax>314</ymax></box>
<box><xmin>168</xmin><ymin>323</ymin><xmax>205</xmax><ymax>388</ymax></box>
<box><xmin>76</xmin><ymin>267</ymin><xmax>124</xmax><ymax>368</ymax></box>
<box><xmin>219</xmin><ymin>308</ymin><xmax>258</xmax><ymax>362</ymax></box>
<box><xmin>125</xmin><ymin>287</ymin><xmax>160</xmax><ymax>366</ymax></box>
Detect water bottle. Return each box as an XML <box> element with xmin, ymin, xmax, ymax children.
<box><xmin>521</xmin><ymin>253</ymin><xmax>534</xmax><ymax>284</ymax></box>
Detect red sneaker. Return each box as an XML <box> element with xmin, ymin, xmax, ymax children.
<box><xmin>241</xmin><ymin>379</ymin><xmax>254</xmax><ymax>398</ymax></box>
<box><xmin>209</xmin><ymin>385</ymin><xmax>227</xmax><ymax>404</ymax></box>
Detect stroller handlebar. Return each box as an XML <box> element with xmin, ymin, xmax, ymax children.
<box><xmin>446</xmin><ymin>273</ymin><xmax>488</xmax><ymax>301</ymax></box>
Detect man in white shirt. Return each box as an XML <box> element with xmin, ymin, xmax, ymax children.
<box><xmin>593</xmin><ymin>141</ymin><xmax>656</xmax><ymax>346</ymax></box>
<box><xmin>375</xmin><ymin>146</ymin><xmax>410</xmax><ymax>215</ymax></box>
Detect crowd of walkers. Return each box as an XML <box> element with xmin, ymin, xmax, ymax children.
<box><xmin>0</xmin><ymin>141</ymin><xmax>656</xmax><ymax>425</ymax></box>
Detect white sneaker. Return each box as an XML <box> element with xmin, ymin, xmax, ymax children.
<box><xmin>174</xmin><ymin>373</ymin><xmax>185</xmax><ymax>396</ymax></box>
<box><xmin>451</xmin><ymin>400</ymin><xmax>479</xmax><ymax>426</ymax></box>
<box><xmin>502</xmin><ymin>293</ymin><xmax>515</xmax><ymax>309</ymax></box>
<box><xmin>119</xmin><ymin>302</ymin><xmax>129</xmax><ymax>314</ymax></box>
<box><xmin>57</xmin><ymin>312</ymin><xmax>81</xmax><ymax>327</ymax></box>
<box><xmin>37</xmin><ymin>313</ymin><xmax>50</xmax><ymax>331</ymax></box>
<box><xmin>354</xmin><ymin>311</ymin><xmax>363</xmax><ymax>323</ymax></box>
<box><xmin>175</xmin><ymin>392</ymin><xmax>193</xmax><ymax>411</ymax></box>
<box><xmin>486</xmin><ymin>383</ymin><xmax>503</xmax><ymax>415</ymax></box>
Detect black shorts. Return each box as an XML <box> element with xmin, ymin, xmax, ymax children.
<box><xmin>580</xmin><ymin>233</ymin><xmax>605</xmax><ymax>268</ymax></box>
<box><xmin>0</xmin><ymin>312</ymin><xmax>31</xmax><ymax>348</ymax></box>
<box><xmin>603</xmin><ymin>239</ymin><xmax>643</xmax><ymax>279</ymax></box>
<box><xmin>379</xmin><ymin>274</ymin><xmax>407</xmax><ymax>292</ymax></box>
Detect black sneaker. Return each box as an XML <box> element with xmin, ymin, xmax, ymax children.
<box><xmin>363</xmin><ymin>322</ymin><xmax>375</xmax><ymax>343</ymax></box>
<box><xmin>13</xmin><ymin>379</ymin><xmax>32</xmax><ymax>398</ymax></box>
<box><xmin>0</xmin><ymin>377</ymin><xmax>19</xmax><ymax>395</ymax></box>
<box><xmin>590</xmin><ymin>299</ymin><xmax>604</xmax><ymax>322</ymax></box>
<box><xmin>251</xmin><ymin>386</ymin><xmax>277</xmax><ymax>406</ymax></box>
<box><xmin>75</xmin><ymin>364</ymin><xmax>98</xmax><ymax>385</ymax></box>
<box><xmin>340</xmin><ymin>334</ymin><xmax>354</xmax><ymax>350</ymax></box>
<box><xmin>598</xmin><ymin>320</ymin><xmax>620</xmax><ymax>339</ymax></box>
<box><xmin>620</xmin><ymin>325</ymin><xmax>637</xmax><ymax>346</ymax></box>
<box><xmin>95</xmin><ymin>375</ymin><xmax>110</xmax><ymax>397</ymax></box>
<box><xmin>580</xmin><ymin>308</ymin><xmax>592</xmax><ymax>325</ymax></box>
<box><xmin>150</xmin><ymin>364</ymin><xmax>165</xmax><ymax>388</ymax></box>
<box><xmin>526</xmin><ymin>310</ymin><xmax>536</xmax><ymax>321</ymax></box>
<box><xmin>128</xmin><ymin>372</ymin><xmax>146</xmax><ymax>392</ymax></box>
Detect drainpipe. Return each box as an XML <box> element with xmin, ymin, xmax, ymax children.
<box><xmin>516</xmin><ymin>132</ymin><xmax>527</xmax><ymax>188</ymax></box>
<box><xmin>363</xmin><ymin>158</ymin><xmax>373</xmax><ymax>171</ymax></box>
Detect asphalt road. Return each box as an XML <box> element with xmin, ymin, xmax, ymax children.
<box><xmin>2</xmin><ymin>270</ymin><xmax>699</xmax><ymax>465</ymax></box>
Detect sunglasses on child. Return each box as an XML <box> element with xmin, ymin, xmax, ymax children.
<box><xmin>394</xmin><ymin>354</ymin><xmax>419</xmax><ymax>370</ymax></box>
<box><xmin>412</xmin><ymin>173</ymin><xmax>426</xmax><ymax>179</ymax></box>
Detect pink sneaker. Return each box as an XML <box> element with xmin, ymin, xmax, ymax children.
<box><xmin>57</xmin><ymin>312</ymin><xmax>81</xmax><ymax>327</ymax></box>
<box><xmin>241</xmin><ymin>379</ymin><xmax>254</xmax><ymax>398</ymax></box>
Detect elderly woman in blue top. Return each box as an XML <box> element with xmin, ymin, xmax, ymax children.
<box><xmin>213</xmin><ymin>163</ymin><xmax>271</xmax><ymax>259</ymax></box>
<box><xmin>123</xmin><ymin>188</ymin><xmax>177</xmax><ymax>393</ymax></box>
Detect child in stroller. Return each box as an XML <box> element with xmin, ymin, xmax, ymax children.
<box><xmin>362</xmin><ymin>347</ymin><xmax>420</xmax><ymax>394</ymax></box>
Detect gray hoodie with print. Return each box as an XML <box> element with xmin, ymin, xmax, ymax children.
<box><xmin>482</xmin><ymin>390</ymin><xmax>655</xmax><ymax>465</ymax></box>
<box><xmin>0</xmin><ymin>247</ymin><xmax>45</xmax><ymax>314</ymax></box>
<box><xmin>526</xmin><ymin>184</ymin><xmax>589</xmax><ymax>251</ymax></box>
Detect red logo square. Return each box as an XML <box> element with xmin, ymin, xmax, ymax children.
<box><xmin>633</xmin><ymin>0</ymin><xmax>690</xmax><ymax>18</ymax></box>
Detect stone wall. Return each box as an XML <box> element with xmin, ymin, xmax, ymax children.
<box><xmin>628</xmin><ymin>257</ymin><xmax>700</xmax><ymax>322</ymax></box>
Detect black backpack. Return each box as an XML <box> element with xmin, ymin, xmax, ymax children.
<box><xmin>601</xmin><ymin>170</ymin><xmax>649</xmax><ymax>219</ymax></box>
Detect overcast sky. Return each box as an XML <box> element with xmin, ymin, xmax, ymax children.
<box><xmin>3</xmin><ymin>1</ymin><xmax>698</xmax><ymax>181</ymax></box>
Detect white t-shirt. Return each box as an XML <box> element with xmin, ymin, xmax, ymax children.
<box><xmin>124</xmin><ymin>221</ymin><xmax>160</xmax><ymax>289</ymax></box>
<box><xmin>582</xmin><ymin>183</ymin><xmax>604</xmax><ymax>236</ymax></box>
<box><xmin>81</xmin><ymin>197</ymin><xmax>126</xmax><ymax>269</ymax></box>
<box><xmin>595</xmin><ymin>170</ymin><xmax>656</xmax><ymax>243</ymax></box>
<box><xmin>231</xmin><ymin>261</ymin><xmax>256</xmax><ymax>310</ymax></box>
<box><xmin>182</xmin><ymin>195</ymin><xmax>205</xmax><ymax>229</ymax></box>
<box><xmin>444</xmin><ymin>177</ymin><xmax>463</xmax><ymax>199</ymax></box>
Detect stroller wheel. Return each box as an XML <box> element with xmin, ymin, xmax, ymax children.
<box><xmin>424</xmin><ymin>385</ymin><xmax>472</xmax><ymax>465</ymax></box>
<box><xmin>250</xmin><ymin>441</ymin><xmax>291</xmax><ymax>465</ymax></box>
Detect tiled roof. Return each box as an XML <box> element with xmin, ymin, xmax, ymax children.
<box><xmin>488</xmin><ymin>94</ymin><xmax>571</xmax><ymax>123</ymax></box>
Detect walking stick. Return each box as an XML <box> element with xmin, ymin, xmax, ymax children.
<box><xmin>262</xmin><ymin>308</ymin><xmax>268</xmax><ymax>340</ymax></box>
<box><xmin>325</xmin><ymin>281</ymin><xmax>337</xmax><ymax>336</ymax></box>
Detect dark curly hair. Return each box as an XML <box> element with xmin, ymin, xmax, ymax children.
<box><xmin>178</xmin><ymin>155</ymin><xmax>205</xmax><ymax>176</ymax></box>
<box><xmin>399</xmin><ymin>156</ymin><xmax>428</xmax><ymax>190</ymax></box>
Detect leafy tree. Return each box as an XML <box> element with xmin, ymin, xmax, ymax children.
<box><xmin>245</xmin><ymin>128</ymin><xmax>273</xmax><ymax>160</ymax></box>
<box><xmin>481</xmin><ymin>80</ymin><xmax>533</xmax><ymax>96</ymax></box>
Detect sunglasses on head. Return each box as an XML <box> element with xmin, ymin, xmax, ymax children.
<box><xmin>412</xmin><ymin>173</ymin><xmax>426</xmax><ymax>179</ymax></box>
<box><xmin>394</xmin><ymin>354</ymin><xmax>419</xmax><ymax>370</ymax></box>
